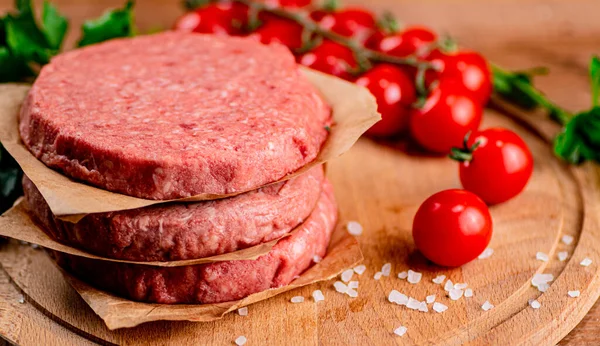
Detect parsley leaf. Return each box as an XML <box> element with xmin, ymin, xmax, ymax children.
<box><xmin>42</xmin><ymin>1</ymin><xmax>68</xmax><ymax>50</ymax></box>
<box><xmin>77</xmin><ymin>1</ymin><xmax>136</xmax><ymax>47</ymax></box>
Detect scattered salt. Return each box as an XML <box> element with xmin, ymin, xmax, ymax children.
<box><xmin>235</xmin><ymin>336</ymin><xmax>247</xmax><ymax>346</ymax></box>
<box><xmin>528</xmin><ymin>299</ymin><xmax>541</xmax><ymax>309</ymax></box>
<box><xmin>388</xmin><ymin>290</ymin><xmax>408</xmax><ymax>305</ymax></box>
<box><xmin>562</xmin><ymin>235</ymin><xmax>574</xmax><ymax>245</ymax></box>
<box><xmin>418</xmin><ymin>301</ymin><xmax>429</xmax><ymax>312</ymax></box>
<box><xmin>313</xmin><ymin>255</ymin><xmax>322</xmax><ymax>263</ymax></box>
<box><xmin>464</xmin><ymin>289</ymin><xmax>473</xmax><ymax>298</ymax></box>
<box><xmin>449</xmin><ymin>289</ymin><xmax>464</xmax><ymax>301</ymax></box>
<box><xmin>432</xmin><ymin>302</ymin><xmax>448</xmax><ymax>313</ymax></box>
<box><xmin>347</xmin><ymin>288</ymin><xmax>358</xmax><ymax>298</ymax></box>
<box><xmin>312</xmin><ymin>290</ymin><xmax>325</xmax><ymax>302</ymax></box>
<box><xmin>581</xmin><ymin>258</ymin><xmax>593</xmax><ymax>267</ymax></box>
<box><xmin>17</xmin><ymin>296</ymin><xmax>24</xmax><ymax>304</ymax></box>
<box><xmin>444</xmin><ymin>280</ymin><xmax>454</xmax><ymax>292</ymax></box>
<box><xmin>31</xmin><ymin>244</ymin><xmax>39</xmax><ymax>249</ymax></box>
<box><xmin>374</xmin><ymin>272</ymin><xmax>383</xmax><ymax>280</ymax></box>
<box><xmin>531</xmin><ymin>273</ymin><xmax>554</xmax><ymax>287</ymax></box>
<box><xmin>341</xmin><ymin>269</ymin><xmax>354</xmax><ymax>282</ymax></box>
<box><xmin>291</xmin><ymin>296</ymin><xmax>304</xmax><ymax>303</ymax></box>
<box><xmin>454</xmin><ymin>283</ymin><xmax>468</xmax><ymax>290</ymax></box>
<box><xmin>537</xmin><ymin>283</ymin><xmax>550</xmax><ymax>292</ymax></box>
<box><xmin>407</xmin><ymin>270</ymin><xmax>422</xmax><ymax>284</ymax></box>
<box><xmin>381</xmin><ymin>263</ymin><xmax>392</xmax><ymax>277</ymax></box>
<box><xmin>481</xmin><ymin>301</ymin><xmax>494</xmax><ymax>311</ymax></box>
<box><xmin>558</xmin><ymin>251</ymin><xmax>568</xmax><ymax>262</ymax></box>
<box><xmin>353</xmin><ymin>265</ymin><xmax>367</xmax><ymax>275</ymax></box>
<box><xmin>568</xmin><ymin>290</ymin><xmax>580</xmax><ymax>298</ymax></box>
<box><xmin>406</xmin><ymin>297</ymin><xmax>421</xmax><ymax>310</ymax></box>
<box><xmin>334</xmin><ymin>281</ymin><xmax>348</xmax><ymax>294</ymax></box>
<box><xmin>348</xmin><ymin>281</ymin><xmax>359</xmax><ymax>289</ymax></box>
<box><xmin>426</xmin><ymin>295</ymin><xmax>436</xmax><ymax>304</ymax></box>
<box><xmin>237</xmin><ymin>307</ymin><xmax>248</xmax><ymax>316</ymax></box>
<box><xmin>397</xmin><ymin>271</ymin><xmax>408</xmax><ymax>280</ymax></box>
<box><xmin>432</xmin><ymin>275</ymin><xmax>446</xmax><ymax>284</ymax></box>
<box><xmin>347</xmin><ymin>221</ymin><xmax>363</xmax><ymax>236</ymax></box>
<box><xmin>478</xmin><ymin>248</ymin><xmax>494</xmax><ymax>259</ymax></box>
<box><xmin>394</xmin><ymin>326</ymin><xmax>407</xmax><ymax>337</ymax></box>
<box><xmin>536</xmin><ymin>252</ymin><xmax>549</xmax><ymax>262</ymax></box>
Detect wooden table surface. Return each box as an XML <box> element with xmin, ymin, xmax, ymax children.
<box><xmin>1</xmin><ymin>0</ymin><xmax>599</xmax><ymax>344</ymax></box>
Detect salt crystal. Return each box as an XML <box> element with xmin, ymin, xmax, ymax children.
<box><xmin>537</xmin><ymin>283</ymin><xmax>550</xmax><ymax>292</ymax></box>
<box><xmin>31</xmin><ymin>244</ymin><xmax>39</xmax><ymax>249</ymax></box>
<box><xmin>449</xmin><ymin>289</ymin><xmax>464</xmax><ymax>301</ymax></box>
<box><xmin>454</xmin><ymin>283</ymin><xmax>468</xmax><ymax>290</ymax></box>
<box><xmin>478</xmin><ymin>248</ymin><xmax>494</xmax><ymax>259</ymax></box>
<box><xmin>444</xmin><ymin>280</ymin><xmax>454</xmax><ymax>292</ymax></box>
<box><xmin>464</xmin><ymin>288</ymin><xmax>473</xmax><ymax>298</ymax></box>
<box><xmin>347</xmin><ymin>221</ymin><xmax>363</xmax><ymax>236</ymax></box>
<box><xmin>426</xmin><ymin>295</ymin><xmax>436</xmax><ymax>304</ymax></box>
<box><xmin>235</xmin><ymin>336</ymin><xmax>247</xmax><ymax>346</ymax></box>
<box><xmin>581</xmin><ymin>258</ymin><xmax>593</xmax><ymax>267</ymax></box>
<box><xmin>407</xmin><ymin>270</ymin><xmax>422</xmax><ymax>284</ymax></box>
<box><xmin>406</xmin><ymin>297</ymin><xmax>421</xmax><ymax>310</ymax></box>
<box><xmin>562</xmin><ymin>235</ymin><xmax>574</xmax><ymax>245</ymax></box>
<box><xmin>536</xmin><ymin>252</ymin><xmax>549</xmax><ymax>262</ymax></box>
<box><xmin>237</xmin><ymin>307</ymin><xmax>248</xmax><ymax>316</ymax></box>
<box><xmin>558</xmin><ymin>251</ymin><xmax>568</xmax><ymax>262</ymax></box>
<box><xmin>347</xmin><ymin>288</ymin><xmax>358</xmax><ymax>298</ymax></box>
<box><xmin>529</xmin><ymin>299</ymin><xmax>541</xmax><ymax>309</ymax></box>
<box><xmin>381</xmin><ymin>263</ymin><xmax>392</xmax><ymax>277</ymax></box>
<box><xmin>312</xmin><ymin>290</ymin><xmax>325</xmax><ymax>302</ymax></box>
<box><xmin>418</xmin><ymin>301</ymin><xmax>429</xmax><ymax>312</ymax></box>
<box><xmin>394</xmin><ymin>326</ymin><xmax>407</xmax><ymax>337</ymax></box>
<box><xmin>374</xmin><ymin>272</ymin><xmax>383</xmax><ymax>280</ymax></box>
<box><xmin>568</xmin><ymin>290</ymin><xmax>580</xmax><ymax>298</ymax></box>
<box><xmin>531</xmin><ymin>273</ymin><xmax>554</xmax><ymax>287</ymax></box>
<box><xmin>291</xmin><ymin>296</ymin><xmax>304</xmax><ymax>303</ymax></box>
<box><xmin>432</xmin><ymin>302</ymin><xmax>448</xmax><ymax>313</ymax></box>
<box><xmin>432</xmin><ymin>275</ymin><xmax>446</xmax><ymax>284</ymax></box>
<box><xmin>348</xmin><ymin>281</ymin><xmax>359</xmax><ymax>289</ymax></box>
<box><xmin>388</xmin><ymin>290</ymin><xmax>408</xmax><ymax>305</ymax></box>
<box><xmin>341</xmin><ymin>269</ymin><xmax>354</xmax><ymax>282</ymax></box>
<box><xmin>481</xmin><ymin>301</ymin><xmax>494</xmax><ymax>311</ymax></box>
<box><xmin>313</xmin><ymin>255</ymin><xmax>322</xmax><ymax>263</ymax></box>
<box><xmin>17</xmin><ymin>296</ymin><xmax>24</xmax><ymax>304</ymax></box>
<box><xmin>397</xmin><ymin>271</ymin><xmax>408</xmax><ymax>279</ymax></box>
<box><xmin>334</xmin><ymin>281</ymin><xmax>348</xmax><ymax>294</ymax></box>
<box><xmin>353</xmin><ymin>265</ymin><xmax>367</xmax><ymax>275</ymax></box>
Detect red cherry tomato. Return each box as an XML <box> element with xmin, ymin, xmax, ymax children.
<box><xmin>367</xmin><ymin>26</ymin><xmax>437</xmax><ymax>57</ymax></box>
<box><xmin>355</xmin><ymin>64</ymin><xmax>417</xmax><ymax>137</ymax></box>
<box><xmin>265</xmin><ymin>0</ymin><xmax>311</xmax><ymax>7</ymax></box>
<box><xmin>251</xmin><ymin>18</ymin><xmax>304</xmax><ymax>50</ymax></box>
<box><xmin>173</xmin><ymin>2</ymin><xmax>249</xmax><ymax>35</ymax></box>
<box><xmin>312</xmin><ymin>8</ymin><xmax>376</xmax><ymax>41</ymax></box>
<box><xmin>425</xmin><ymin>49</ymin><xmax>492</xmax><ymax>104</ymax></box>
<box><xmin>298</xmin><ymin>40</ymin><xmax>357</xmax><ymax>80</ymax></box>
<box><xmin>409</xmin><ymin>82</ymin><xmax>483</xmax><ymax>153</ymax></box>
<box><xmin>456</xmin><ymin>128</ymin><xmax>534</xmax><ymax>204</ymax></box>
<box><xmin>412</xmin><ymin>189</ymin><xmax>492</xmax><ymax>267</ymax></box>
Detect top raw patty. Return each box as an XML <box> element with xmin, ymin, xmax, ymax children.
<box><xmin>20</xmin><ymin>32</ymin><xmax>331</xmax><ymax>199</ymax></box>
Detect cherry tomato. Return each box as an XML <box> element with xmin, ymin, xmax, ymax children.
<box><xmin>251</xmin><ymin>18</ymin><xmax>304</xmax><ymax>50</ymax></box>
<box><xmin>409</xmin><ymin>82</ymin><xmax>483</xmax><ymax>153</ymax></box>
<box><xmin>366</xmin><ymin>26</ymin><xmax>437</xmax><ymax>57</ymax></box>
<box><xmin>312</xmin><ymin>8</ymin><xmax>376</xmax><ymax>41</ymax></box>
<box><xmin>173</xmin><ymin>2</ymin><xmax>249</xmax><ymax>35</ymax></box>
<box><xmin>425</xmin><ymin>49</ymin><xmax>492</xmax><ymax>104</ymax></box>
<box><xmin>298</xmin><ymin>40</ymin><xmax>357</xmax><ymax>80</ymax></box>
<box><xmin>412</xmin><ymin>189</ymin><xmax>492</xmax><ymax>267</ymax></box>
<box><xmin>355</xmin><ymin>64</ymin><xmax>417</xmax><ymax>137</ymax></box>
<box><xmin>456</xmin><ymin>128</ymin><xmax>534</xmax><ymax>204</ymax></box>
<box><xmin>265</xmin><ymin>0</ymin><xmax>311</xmax><ymax>7</ymax></box>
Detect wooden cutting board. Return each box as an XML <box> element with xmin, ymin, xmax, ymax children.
<box><xmin>0</xmin><ymin>0</ymin><xmax>599</xmax><ymax>345</ymax></box>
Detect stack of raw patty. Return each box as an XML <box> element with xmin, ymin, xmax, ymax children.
<box><xmin>19</xmin><ymin>32</ymin><xmax>337</xmax><ymax>304</ymax></box>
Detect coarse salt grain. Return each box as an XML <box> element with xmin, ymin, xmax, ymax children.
<box><xmin>529</xmin><ymin>299</ymin><xmax>541</xmax><ymax>309</ymax></box>
<box><xmin>531</xmin><ymin>273</ymin><xmax>554</xmax><ymax>287</ymax></box>
<box><xmin>481</xmin><ymin>301</ymin><xmax>494</xmax><ymax>311</ymax></box>
<box><xmin>334</xmin><ymin>281</ymin><xmax>348</xmax><ymax>294</ymax></box>
<box><xmin>581</xmin><ymin>258</ymin><xmax>593</xmax><ymax>267</ymax></box>
<box><xmin>407</xmin><ymin>270</ymin><xmax>422</xmax><ymax>284</ymax></box>
<box><xmin>419</xmin><ymin>301</ymin><xmax>429</xmax><ymax>312</ymax></box>
<box><xmin>291</xmin><ymin>296</ymin><xmax>304</xmax><ymax>303</ymax></box>
<box><xmin>381</xmin><ymin>263</ymin><xmax>392</xmax><ymax>277</ymax></box>
<box><xmin>454</xmin><ymin>283</ymin><xmax>468</xmax><ymax>290</ymax></box>
<box><xmin>426</xmin><ymin>295</ymin><xmax>436</xmax><ymax>304</ymax></box>
<box><xmin>312</xmin><ymin>290</ymin><xmax>325</xmax><ymax>302</ymax></box>
<box><xmin>432</xmin><ymin>302</ymin><xmax>448</xmax><ymax>313</ymax></box>
<box><xmin>449</xmin><ymin>289</ymin><xmax>464</xmax><ymax>301</ymax></box>
<box><xmin>388</xmin><ymin>290</ymin><xmax>409</xmax><ymax>305</ymax></box>
<box><xmin>432</xmin><ymin>275</ymin><xmax>446</xmax><ymax>284</ymax></box>
<box><xmin>562</xmin><ymin>235</ymin><xmax>574</xmax><ymax>245</ymax></box>
<box><xmin>568</xmin><ymin>290</ymin><xmax>580</xmax><ymax>298</ymax></box>
<box><xmin>558</xmin><ymin>251</ymin><xmax>568</xmax><ymax>262</ymax></box>
<box><xmin>237</xmin><ymin>307</ymin><xmax>248</xmax><ymax>316</ymax></box>
<box><xmin>398</xmin><ymin>271</ymin><xmax>408</xmax><ymax>280</ymax></box>
<box><xmin>341</xmin><ymin>269</ymin><xmax>354</xmax><ymax>282</ymax></box>
<box><xmin>348</xmin><ymin>281</ymin><xmax>359</xmax><ymax>289</ymax></box>
<box><xmin>313</xmin><ymin>255</ymin><xmax>322</xmax><ymax>263</ymax></box>
<box><xmin>444</xmin><ymin>280</ymin><xmax>454</xmax><ymax>292</ymax></box>
<box><xmin>353</xmin><ymin>265</ymin><xmax>367</xmax><ymax>275</ymax></box>
<box><xmin>536</xmin><ymin>252</ymin><xmax>549</xmax><ymax>262</ymax></box>
<box><xmin>478</xmin><ymin>248</ymin><xmax>494</xmax><ymax>259</ymax></box>
<box><xmin>374</xmin><ymin>272</ymin><xmax>383</xmax><ymax>280</ymax></box>
<box><xmin>347</xmin><ymin>288</ymin><xmax>358</xmax><ymax>298</ymax></box>
<box><xmin>347</xmin><ymin>221</ymin><xmax>363</xmax><ymax>236</ymax></box>
<box><xmin>235</xmin><ymin>336</ymin><xmax>247</xmax><ymax>346</ymax></box>
<box><xmin>464</xmin><ymin>288</ymin><xmax>473</xmax><ymax>298</ymax></box>
<box><xmin>394</xmin><ymin>326</ymin><xmax>407</xmax><ymax>337</ymax></box>
<box><xmin>17</xmin><ymin>296</ymin><xmax>24</xmax><ymax>304</ymax></box>
<box><xmin>407</xmin><ymin>297</ymin><xmax>421</xmax><ymax>310</ymax></box>
<box><xmin>537</xmin><ymin>283</ymin><xmax>550</xmax><ymax>292</ymax></box>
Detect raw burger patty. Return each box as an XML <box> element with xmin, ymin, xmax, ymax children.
<box><xmin>24</xmin><ymin>166</ymin><xmax>324</xmax><ymax>261</ymax></box>
<box><xmin>52</xmin><ymin>180</ymin><xmax>337</xmax><ymax>304</ymax></box>
<box><xmin>20</xmin><ymin>32</ymin><xmax>331</xmax><ymax>199</ymax></box>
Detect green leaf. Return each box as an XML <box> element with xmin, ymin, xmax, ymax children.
<box><xmin>0</xmin><ymin>46</ymin><xmax>34</xmax><ymax>82</ymax></box>
<box><xmin>42</xmin><ymin>1</ymin><xmax>68</xmax><ymax>50</ymax></box>
<box><xmin>4</xmin><ymin>13</ymin><xmax>54</xmax><ymax>65</ymax></box>
<box><xmin>553</xmin><ymin>107</ymin><xmax>600</xmax><ymax>164</ymax></box>
<box><xmin>590</xmin><ymin>56</ymin><xmax>600</xmax><ymax>107</ymax></box>
<box><xmin>77</xmin><ymin>1</ymin><xmax>136</xmax><ymax>47</ymax></box>
<box><xmin>15</xmin><ymin>0</ymin><xmax>33</xmax><ymax>15</ymax></box>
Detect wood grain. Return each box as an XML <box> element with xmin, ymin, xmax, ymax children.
<box><xmin>0</xmin><ymin>0</ymin><xmax>599</xmax><ymax>344</ymax></box>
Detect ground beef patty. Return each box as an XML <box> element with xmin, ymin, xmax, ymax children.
<box><xmin>52</xmin><ymin>180</ymin><xmax>337</xmax><ymax>304</ymax></box>
<box><xmin>24</xmin><ymin>166</ymin><xmax>324</xmax><ymax>261</ymax></box>
<box><xmin>20</xmin><ymin>32</ymin><xmax>331</xmax><ymax>200</ymax></box>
